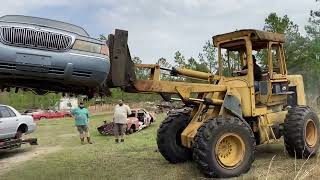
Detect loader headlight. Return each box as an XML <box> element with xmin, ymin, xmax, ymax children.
<box><xmin>72</xmin><ymin>40</ymin><xmax>102</xmax><ymax>54</ymax></box>
<box><xmin>282</xmin><ymin>86</ymin><xmax>287</xmax><ymax>91</ymax></box>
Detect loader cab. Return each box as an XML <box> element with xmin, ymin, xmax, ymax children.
<box><xmin>213</xmin><ymin>29</ymin><xmax>289</xmax><ymax>109</ymax></box>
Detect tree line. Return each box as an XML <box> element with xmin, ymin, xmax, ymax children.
<box><xmin>1</xmin><ymin>2</ymin><xmax>319</xmax><ymax>110</ymax></box>
<box><xmin>135</xmin><ymin>1</ymin><xmax>320</xmax><ymax>101</ymax></box>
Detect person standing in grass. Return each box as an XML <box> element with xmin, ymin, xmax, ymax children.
<box><xmin>71</xmin><ymin>101</ymin><xmax>92</xmax><ymax>145</ymax></box>
<box><xmin>113</xmin><ymin>100</ymin><xmax>131</xmax><ymax>143</ymax></box>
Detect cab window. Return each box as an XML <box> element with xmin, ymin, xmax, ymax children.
<box><xmin>219</xmin><ymin>39</ymin><xmax>247</xmax><ymax>77</ymax></box>
<box><xmin>269</xmin><ymin>43</ymin><xmax>285</xmax><ymax>75</ymax></box>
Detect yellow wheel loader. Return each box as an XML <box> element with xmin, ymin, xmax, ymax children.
<box><xmin>106</xmin><ymin>29</ymin><xmax>319</xmax><ymax>178</ymax></box>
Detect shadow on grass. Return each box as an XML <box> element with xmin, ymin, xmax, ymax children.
<box><xmin>0</xmin><ymin>147</ymin><xmax>31</xmax><ymax>159</ymax></box>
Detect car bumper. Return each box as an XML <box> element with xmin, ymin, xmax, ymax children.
<box><xmin>0</xmin><ymin>43</ymin><xmax>110</xmax><ymax>89</ymax></box>
<box><xmin>26</xmin><ymin>123</ymin><xmax>37</xmax><ymax>134</ymax></box>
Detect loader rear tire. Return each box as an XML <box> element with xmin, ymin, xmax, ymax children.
<box><xmin>192</xmin><ymin>116</ymin><xmax>255</xmax><ymax>178</ymax></box>
<box><xmin>156</xmin><ymin>110</ymin><xmax>192</xmax><ymax>163</ymax></box>
<box><xmin>284</xmin><ymin>106</ymin><xmax>320</xmax><ymax>158</ymax></box>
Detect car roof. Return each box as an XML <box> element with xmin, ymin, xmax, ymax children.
<box><xmin>131</xmin><ymin>108</ymin><xmax>146</xmax><ymax>111</ymax></box>
<box><xmin>0</xmin><ymin>104</ymin><xmax>13</xmax><ymax>110</ymax></box>
<box><xmin>0</xmin><ymin>15</ymin><xmax>90</xmax><ymax>37</ymax></box>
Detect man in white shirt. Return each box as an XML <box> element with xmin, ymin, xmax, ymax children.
<box><xmin>113</xmin><ymin>100</ymin><xmax>131</xmax><ymax>143</ymax></box>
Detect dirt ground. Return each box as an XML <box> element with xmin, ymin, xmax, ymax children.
<box><xmin>0</xmin><ymin>146</ymin><xmax>62</xmax><ymax>175</ymax></box>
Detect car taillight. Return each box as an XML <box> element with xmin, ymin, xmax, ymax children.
<box><xmin>100</xmin><ymin>45</ymin><xmax>109</xmax><ymax>56</ymax></box>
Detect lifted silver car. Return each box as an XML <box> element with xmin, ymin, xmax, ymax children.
<box><xmin>0</xmin><ymin>15</ymin><xmax>110</xmax><ymax>97</ymax></box>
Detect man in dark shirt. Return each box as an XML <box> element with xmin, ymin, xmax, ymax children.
<box><xmin>238</xmin><ymin>55</ymin><xmax>262</xmax><ymax>91</ymax></box>
<box><xmin>239</xmin><ymin>55</ymin><xmax>262</xmax><ymax>81</ymax></box>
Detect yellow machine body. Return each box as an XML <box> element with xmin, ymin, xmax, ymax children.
<box><xmin>108</xmin><ymin>29</ymin><xmax>308</xmax><ymax>148</ymax></box>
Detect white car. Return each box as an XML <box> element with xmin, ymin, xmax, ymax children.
<box><xmin>0</xmin><ymin>105</ymin><xmax>36</xmax><ymax>140</ymax></box>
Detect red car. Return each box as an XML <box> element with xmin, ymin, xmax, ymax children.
<box><xmin>32</xmin><ymin>110</ymin><xmax>71</xmax><ymax>120</ymax></box>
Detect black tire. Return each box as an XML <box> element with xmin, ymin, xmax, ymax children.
<box><xmin>127</xmin><ymin>125</ymin><xmax>135</xmax><ymax>134</ymax></box>
<box><xmin>15</xmin><ymin>124</ymin><xmax>28</xmax><ymax>139</ymax></box>
<box><xmin>156</xmin><ymin>109</ymin><xmax>192</xmax><ymax>163</ymax></box>
<box><xmin>128</xmin><ymin>128</ymin><xmax>134</xmax><ymax>134</ymax></box>
<box><xmin>284</xmin><ymin>106</ymin><xmax>320</xmax><ymax>158</ymax></box>
<box><xmin>192</xmin><ymin>116</ymin><xmax>255</xmax><ymax>178</ymax></box>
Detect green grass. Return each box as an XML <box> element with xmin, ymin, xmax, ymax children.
<box><xmin>1</xmin><ymin>113</ymin><xmax>320</xmax><ymax>180</ymax></box>
<box><xmin>1</xmin><ymin>113</ymin><xmax>202</xmax><ymax>180</ymax></box>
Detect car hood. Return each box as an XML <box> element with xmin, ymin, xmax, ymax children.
<box><xmin>0</xmin><ymin>15</ymin><xmax>89</xmax><ymax>37</ymax></box>
<box><xmin>127</xmin><ymin>117</ymin><xmax>138</xmax><ymax>122</ymax></box>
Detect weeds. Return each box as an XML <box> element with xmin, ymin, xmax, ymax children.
<box><xmin>265</xmin><ymin>155</ymin><xmax>276</xmax><ymax>180</ymax></box>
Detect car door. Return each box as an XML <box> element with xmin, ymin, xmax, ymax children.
<box><xmin>0</xmin><ymin>106</ymin><xmax>18</xmax><ymax>138</ymax></box>
<box><xmin>141</xmin><ymin>110</ymin><xmax>150</xmax><ymax>125</ymax></box>
<box><xmin>50</xmin><ymin>111</ymin><xmax>59</xmax><ymax>118</ymax></box>
<box><xmin>48</xmin><ymin>111</ymin><xmax>55</xmax><ymax>118</ymax></box>
<box><xmin>55</xmin><ymin>111</ymin><xmax>63</xmax><ymax>118</ymax></box>
<box><xmin>46</xmin><ymin>111</ymin><xmax>54</xmax><ymax>119</ymax></box>
<box><xmin>145</xmin><ymin>111</ymin><xmax>152</xmax><ymax>125</ymax></box>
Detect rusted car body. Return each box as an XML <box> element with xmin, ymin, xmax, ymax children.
<box><xmin>97</xmin><ymin>108</ymin><xmax>155</xmax><ymax>135</ymax></box>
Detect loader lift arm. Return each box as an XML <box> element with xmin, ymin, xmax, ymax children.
<box><xmin>107</xmin><ymin>29</ymin><xmax>226</xmax><ymax>104</ymax></box>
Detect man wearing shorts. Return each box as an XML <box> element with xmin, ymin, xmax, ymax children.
<box><xmin>71</xmin><ymin>101</ymin><xmax>92</xmax><ymax>145</ymax></box>
<box><xmin>113</xmin><ymin>100</ymin><xmax>131</xmax><ymax>143</ymax></box>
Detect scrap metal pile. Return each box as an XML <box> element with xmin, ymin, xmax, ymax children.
<box><xmin>97</xmin><ymin>121</ymin><xmax>116</xmax><ymax>136</ymax></box>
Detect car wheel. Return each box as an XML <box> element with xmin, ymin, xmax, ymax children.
<box><xmin>127</xmin><ymin>125</ymin><xmax>136</xmax><ymax>134</ymax></box>
<box><xmin>157</xmin><ymin>110</ymin><xmax>192</xmax><ymax>163</ymax></box>
<box><xmin>128</xmin><ymin>128</ymin><xmax>134</xmax><ymax>134</ymax></box>
<box><xmin>193</xmin><ymin>116</ymin><xmax>255</xmax><ymax>178</ymax></box>
<box><xmin>15</xmin><ymin>124</ymin><xmax>28</xmax><ymax>139</ymax></box>
<box><xmin>284</xmin><ymin>106</ymin><xmax>320</xmax><ymax>158</ymax></box>
<box><xmin>40</xmin><ymin>117</ymin><xmax>46</xmax><ymax>120</ymax></box>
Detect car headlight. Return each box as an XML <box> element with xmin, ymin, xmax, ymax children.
<box><xmin>73</xmin><ymin>40</ymin><xmax>108</xmax><ymax>55</ymax></box>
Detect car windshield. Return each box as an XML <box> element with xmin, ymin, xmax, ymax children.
<box><xmin>128</xmin><ymin>111</ymin><xmax>136</xmax><ymax>117</ymax></box>
<box><xmin>138</xmin><ymin>110</ymin><xmax>145</xmax><ymax>114</ymax></box>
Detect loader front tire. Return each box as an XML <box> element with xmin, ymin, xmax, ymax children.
<box><xmin>284</xmin><ymin>106</ymin><xmax>320</xmax><ymax>158</ymax></box>
<box><xmin>156</xmin><ymin>110</ymin><xmax>192</xmax><ymax>163</ymax></box>
<box><xmin>192</xmin><ymin>116</ymin><xmax>255</xmax><ymax>178</ymax></box>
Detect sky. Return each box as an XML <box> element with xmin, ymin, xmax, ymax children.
<box><xmin>0</xmin><ymin>0</ymin><xmax>317</xmax><ymax>63</ymax></box>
